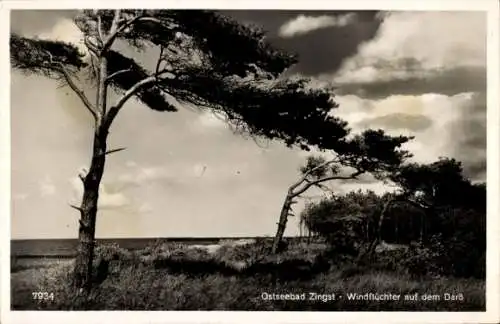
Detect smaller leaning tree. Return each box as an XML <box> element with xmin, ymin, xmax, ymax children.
<box><xmin>272</xmin><ymin>129</ymin><xmax>413</xmax><ymax>253</ymax></box>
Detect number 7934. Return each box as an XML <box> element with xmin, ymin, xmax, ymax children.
<box><xmin>32</xmin><ymin>292</ymin><xmax>55</xmax><ymax>301</ymax></box>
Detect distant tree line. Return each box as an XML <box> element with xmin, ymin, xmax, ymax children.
<box><xmin>300</xmin><ymin>158</ymin><xmax>486</xmax><ymax>278</ymax></box>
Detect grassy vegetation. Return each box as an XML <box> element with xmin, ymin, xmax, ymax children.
<box><xmin>11</xmin><ymin>240</ymin><xmax>485</xmax><ymax>311</ymax></box>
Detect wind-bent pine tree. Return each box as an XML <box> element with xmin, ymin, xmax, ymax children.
<box><xmin>10</xmin><ymin>9</ymin><xmax>357</xmax><ymax>292</ymax></box>
<box><xmin>271</xmin><ymin>130</ymin><xmax>413</xmax><ymax>253</ymax></box>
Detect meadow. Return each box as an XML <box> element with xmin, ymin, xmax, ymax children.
<box><xmin>11</xmin><ymin>239</ymin><xmax>485</xmax><ymax>311</ymax></box>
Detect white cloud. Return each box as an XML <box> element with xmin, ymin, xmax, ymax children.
<box><xmin>69</xmin><ymin>176</ymin><xmax>130</xmax><ymax>210</ymax></box>
<box><xmin>39</xmin><ymin>175</ymin><xmax>56</xmax><ymax>197</ymax></box>
<box><xmin>98</xmin><ymin>184</ymin><xmax>130</xmax><ymax>209</ymax></box>
<box><xmin>125</xmin><ymin>161</ymin><xmax>138</xmax><ymax>168</ymax></box>
<box><xmin>279</xmin><ymin>13</ymin><xmax>356</xmax><ymax>38</ymax></box>
<box><xmin>334</xmin><ymin>11</ymin><xmax>486</xmax><ymax>84</ymax></box>
<box><xmin>118</xmin><ymin>166</ymin><xmax>174</xmax><ymax>184</ymax></box>
<box><xmin>116</xmin><ymin>160</ymin><xmax>256</xmax><ymax>188</ymax></box>
<box><xmin>117</xmin><ymin>163</ymin><xmax>207</xmax><ymax>187</ymax></box>
<box><xmin>334</xmin><ymin>92</ymin><xmax>477</xmax><ymax>164</ymax></box>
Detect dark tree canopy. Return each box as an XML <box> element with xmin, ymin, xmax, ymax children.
<box><xmin>10</xmin><ymin>10</ymin><xmax>351</xmax><ymax>151</ymax></box>
<box><xmin>87</xmin><ymin>10</ymin><xmax>297</xmax><ymax>78</ymax></box>
<box><xmin>389</xmin><ymin>157</ymin><xmax>486</xmax><ymax>211</ymax></box>
<box><xmin>10</xmin><ymin>10</ymin><xmax>413</xmax><ymax>156</ymax></box>
<box><xmin>297</xmin><ymin>129</ymin><xmax>413</xmax><ymax>188</ymax></box>
<box><xmin>10</xmin><ymin>35</ymin><xmax>87</xmax><ymax>75</ymax></box>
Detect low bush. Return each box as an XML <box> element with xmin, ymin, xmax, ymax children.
<box><xmin>88</xmin><ymin>240</ymin><xmax>334</xmax><ymax>284</ymax></box>
<box><xmin>364</xmin><ymin>235</ymin><xmax>485</xmax><ymax>279</ymax></box>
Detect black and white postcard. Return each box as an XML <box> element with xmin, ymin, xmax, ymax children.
<box><xmin>1</xmin><ymin>0</ymin><xmax>499</xmax><ymax>323</ymax></box>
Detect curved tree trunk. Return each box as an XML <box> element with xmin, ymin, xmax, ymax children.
<box><xmin>271</xmin><ymin>166</ymin><xmax>362</xmax><ymax>254</ymax></box>
<box><xmin>73</xmin><ymin>127</ymin><xmax>108</xmax><ymax>292</ymax></box>
<box><xmin>271</xmin><ymin>191</ymin><xmax>295</xmax><ymax>253</ymax></box>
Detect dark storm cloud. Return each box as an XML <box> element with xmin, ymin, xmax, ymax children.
<box><xmin>356</xmin><ymin>113</ymin><xmax>433</xmax><ymax>132</ymax></box>
<box><xmin>463</xmin><ymin>160</ymin><xmax>486</xmax><ymax>183</ymax></box>
<box><xmin>221</xmin><ymin>10</ymin><xmax>382</xmax><ymax>76</ymax></box>
<box><xmin>462</xmin><ymin>131</ymin><xmax>487</xmax><ymax>149</ymax></box>
<box><xmin>449</xmin><ymin>92</ymin><xmax>486</xmax><ymax>182</ymax></box>
<box><xmin>334</xmin><ymin>67</ymin><xmax>486</xmax><ymax>100</ymax></box>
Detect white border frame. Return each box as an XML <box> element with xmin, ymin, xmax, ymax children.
<box><xmin>1</xmin><ymin>1</ymin><xmax>499</xmax><ymax>323</ymax></box>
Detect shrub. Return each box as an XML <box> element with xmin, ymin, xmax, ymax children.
<box><xmin>435</xmin><ymin>208</ymin><xmax>486</xmax><ymax>279</ymax></box>
<box><xmin>132</xmin><ymin>240</ymin><xmax>332</xmax><ymax>280</ymax></box>
<box><xmin>214</xmin><ymin>239</ymin><xmax>270</xmax><ymax>268</ymax></box>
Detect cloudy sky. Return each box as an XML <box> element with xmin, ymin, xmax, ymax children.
<box><xmin>10</xmin><ymin>10</ymin><xmax>487</xmax><ymax>239</ymax></box>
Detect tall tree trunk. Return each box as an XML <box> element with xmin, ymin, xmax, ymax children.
<box><xmin>73</xmin><ymin>128</ymin><xmax>108</xmax><ymax>292</ymax></box>
<box><xmin>73</xmin><ymin>57</ymin><xmax>109</xmax><ymax>293</ymax></box>
<box><xmin>271</xmin><ymin>191</ymin><xmax>294</xmax><ymax>253</ymax></box>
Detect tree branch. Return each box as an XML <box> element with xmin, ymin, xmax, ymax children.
<box><xmin>102</xmin><ymin>70</ymin><xmax>169</xmax><ymax>130</ymax></box>
<box><xmin>96</xmin><ymin>14</ymin><xmax>105</xmax><ymax>45</ymax></box>
<box><xmin>89</xmin><ymin>53</ymin><xmax>99</xmax><ymax>80</ymax></box>
<box><xmin>112</xmin><ymin>75</ymin><xmax>157</xmax><ymax>108</ymax></box>
<box><xmin>111</xmin><ymin>10</ymin><xmax>121</xmax><ymax>31</ymax></box>
<box><xmin>104</xmin><ymin>9</ymin><xmax>122</xmax><ymax>50</ymax></box>
<box><xmin>105</xmin><ymin>68</ymin><xmax>132</xmax><ymax>83</ymax></box>
<box><xmin>309</xmin><ymin>181</ymin><xmax>335</xmax><ymax>195</ymax></box>
<box><xmin>155</xmin><ymin>46</ymin><xmax>165</xmax><ymax>77</ymax></box>
<box><xmin>103</xmin><ymin>147</ymin><xmax>126</xmax><ymax>156</ymax></box>
<box><xmin>56</xmin><ymin>66</ymin><xmax>98</xmax><ymax>122</ymax></box>
<box><xmin>102</xmin><ymin>11</ymin><xmax>145</xmax><ymax>53</ymax></box>
<box><xmin>69</xmin><ymin>204</ymin><xmax>82</xmax><ymax>212</ymax></box>
<box><xmin>290</xmin><ymin>158</ymin><xmax>339</xmax><ymax>192</ymax></box>
<box><xmin>84</xmin><ymin>36</ymin><xmax>100</xmax><ymax>55</ymax></box>
<box><xmin>43</xmin><ymin>48</ymin><xmax>99</xmax><ymax>122</ymax></box>
<box><xmin>287</xmin><ymin>177</ymin><xmax>306</xmax><ymax>196</ymax></box>
<box><xmin>292</xmin><ymin>170</ymin><xmax>364</xmax><ymax>198</ymax></box>
<box><xmin>102</xmin><ymin>15</ymin><xmax>166</xmax><ymax>53</ymax></box>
